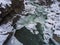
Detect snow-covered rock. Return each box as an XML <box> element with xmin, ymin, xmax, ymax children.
<box><xmin>0</xmin><ymin>0</ymin><xmax>11</xmax><ymax>8</ymax></box>
<box><xmin>0</xmin><ymin>35</ymin><xmax>8</xmax><ymax>45</ymax></box>
<box><xmin>44</xmin><ymin>0</ymin><xmax>60</xmax><ymax>44</ymax></box>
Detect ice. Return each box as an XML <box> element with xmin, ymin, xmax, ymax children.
<box><xmin>25</xmin><ymin>4</ymin><xmax>36</xmax><ymax>14</ymax></box>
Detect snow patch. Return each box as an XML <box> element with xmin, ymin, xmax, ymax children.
<box><xmin>0</xmin><ymin>0</ymin><xmax>11</xmax><ymax>8</ymax></box>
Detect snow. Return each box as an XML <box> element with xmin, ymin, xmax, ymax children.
<box><xmin>25</xmin><ymin>4</ymin><xmax>36</xmax><ymax>14</ymax></box>
<box><xmin>0</xmin><ymin>35</ymin><xmax>9</xmax><ymax>45</ymax></box>
<box><xmin>26</xmin><ymin>23</ymin><xmax>36</xmax><ymax>29</ymax></box>
<box><xmin>6</xmin><ymin>36</ymin><xmax>23</xmax><ymax>45</ymax></box>
<box><xmin>45</xmin><ymin>19</ymin><xmax>55</xmax><ymax>24</ymax></box>
<box><xmin>34</xmin><ymin>31</ymin><xmax>39</xmax><ymax>34</ymax></box>
<box><xmin>0</xmin><ymin>0</ymin><xmax>60</xmax><ymax>45</ymax></box>
<box><xmin>54</xmin><ymin>30</ymin><xmax>60</xmax><ymax>35</ymax></box>
<box><xmin>0</xmin><ymin>0</ymin><xmax>11</xmax><ymax>4</ymax></box>
<box><xmin>43</xmin><ymin>0</ymin><xmax>60</xmax><ymax>44</ymax></box>
<box><xmin>26</xmin><ymin>23</ymin><xmax>39</xmax><ymax>34</ymax></box>
<box><xmin>0</xmin><ymin>22</ymin><xmax>13</xmax><ymax>32</ymax></box>
<box><xmin>0</xmin><ymin>0</ymin><xmax>11</xmax><ymax>8</ymax></box>
<box><xmin>0</xmin><ymin>22</ymin><xmax>13</xmax><ymax>45</ymax></box>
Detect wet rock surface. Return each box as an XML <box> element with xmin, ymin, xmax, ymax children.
<box><xmin>15</xmin><ymin>24</ymin><xmax>44</xmax><ymax>45</ymax></box>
